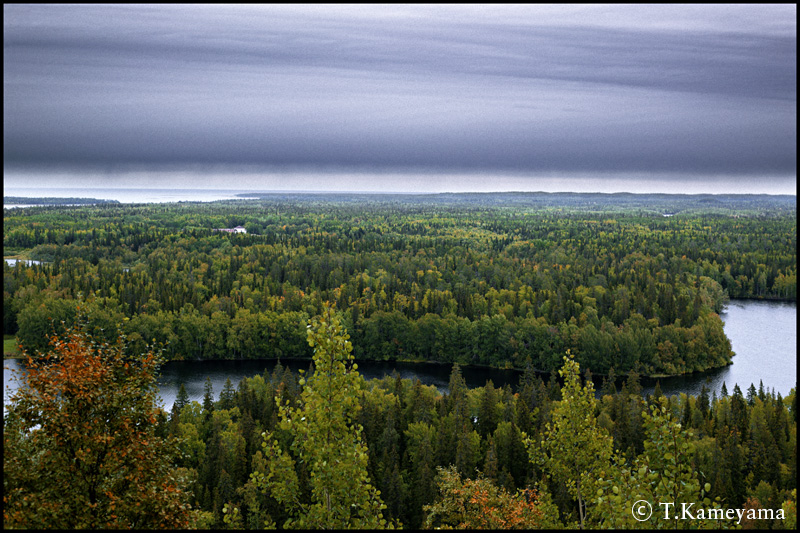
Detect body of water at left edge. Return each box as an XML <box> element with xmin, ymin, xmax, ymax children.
<box><xmin>4</xmin><ymin>187</ymin><xmax>255</xmax><ymax>204</ymax></box>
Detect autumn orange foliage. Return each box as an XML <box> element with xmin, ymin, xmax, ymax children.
<box><xmin>3</xmin><ymin>323</ymin><xmax>192</xmax><ymax>529</ymax></box>
<box><xmin>424</xmin><ymin>465</ymin><xmax>552</xmax><ymax>529</ymax></box>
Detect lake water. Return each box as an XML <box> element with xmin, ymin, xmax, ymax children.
<box><xmin>4</xmin><ymin>300</ymin><xmax>796</xmax><ymax>409</ymax></box>
<box><xmin>4</xmin><ymin>259</ymin><xmax>44</xmax><ymax>267</ymax></box>
<box><xmin>637</xmin><ymin>300</ymin><xmax>797</xmax><ymax>398</ymax></box>
<box><xmin>4</xmin><ymin>187</ymin><xmax>250</xmax><ymax>205</ymax></box>
<box><xmin>3</xmin><ymin>187</ymin><xmax>417</xmax><ymax>205</ymax></box>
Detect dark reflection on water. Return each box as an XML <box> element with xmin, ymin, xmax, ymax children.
<box><xmin>153</xmin><ymin>358</ymin><xmax>525</xmax><ymax>410</ymax></box>
<box><xmin>4</xmin><ymin>300</ymin><xmax>796</xmax><ymax>410</ymax></box>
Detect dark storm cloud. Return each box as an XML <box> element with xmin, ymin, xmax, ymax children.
<box><xmin>3</xmin><ymin>4</ymin><xmax>796</xmax><ymax>180</ymax></box>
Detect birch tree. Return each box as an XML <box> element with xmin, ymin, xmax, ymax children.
<box><xmin>527</xmin><ymin>351</ymin><xmax>613</xmax><ymax>528</ymax></box>
<box><xmin>251</xmin><ymin>304</ymin><xmax>392</xmax><ymax>529</ymax></box>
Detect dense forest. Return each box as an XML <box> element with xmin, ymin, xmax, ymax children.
<box><xmin>3</xmin><ymin>193</ymin><xmax>796</xmax><ymax>529</ymax></box>
<box><xmin>4</xmin><ymin>309</ymin><xmax>796</xmax><ymax>528</ymax></box>
<box><xmin>4</xmin><ymin>193</ymin><xmax>796</xmax><ymax>377</ymax></box>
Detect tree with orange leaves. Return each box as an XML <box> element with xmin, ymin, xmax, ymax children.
<box><xmin>3</xmin><ymin>321</ymin><xmax>193</xmax><ymax>529</ymax></box>
<box><xmin>423</xmin><ymin>465</ymin><xmax>560</xmax><ymax>529</ymax></box>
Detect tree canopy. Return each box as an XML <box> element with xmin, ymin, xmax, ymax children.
<box><xmin>3</xmin><ymin>321</ymin><xmax>194</xmax><ymax>529</ymax></box>
<box><xmin>250</xmin><ymin>304</ymin><xmax>392</xmax><ymax>528</ymax></box>
<box><xmin>6</xmin><ymin>194</ymin><xmax>794</xmax><ymax>377</ymax></box>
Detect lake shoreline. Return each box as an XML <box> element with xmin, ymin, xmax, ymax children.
<box><xmin>6</xmin><ymin>300</ymin><xmax>796</xmax><ymax>406</ymax></box>
<box><xmin>7</xmin><ymin>297</ymin><xmax>789</xmax><ymax>378</ymax></box>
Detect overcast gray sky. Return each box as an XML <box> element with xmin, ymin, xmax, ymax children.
<box><xmin>3</xmin><ymin>4</ymin><xmax>796</xmax><ymax>193</ymax></box>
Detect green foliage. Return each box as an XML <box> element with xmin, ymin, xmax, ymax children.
<box><xmin>3</xmin><ymin>195</ymin><xmax>796</xmax><ymax>529</ymax></box>
<box><xmin>403</xmin><ymin>421</ymin><xmax>439</xmax><ymax>528</ymax></box>
<box><xmin>7</xmin><ymin>319</ymin><xmax>791</xmax><ymax>529</ymax></box>
<box><xmin>6</xmin><ymin>195</ymin><xmax>794</xmax><ymax>376</ymax></box>
<box><xmin>3</xmin><ymin>334</ymin><xmax>20</xmax><ymax>356</ymax></box>
<box><xmin>251</xmin><ymin>304</ymin><xmax>393</xmax><ymax>529</ymax></box>
<box><xmin>165</xmin><ymin>350</ymin><xmax>800</xmax><ymax>529</ymax></box>
<box><xmin>527</xmin><ymin>351</ymin><xmax>614</xmax><ymax>528</ymax></box>
<box><xmin>781</xmin><ymin>489</ymin><xmax>796</xmax><ymax>530</ymax></box>
<box><xmin>594</xmin><ymin>397</ymin><xmax>731</xmax><ymax>528</ymax></box>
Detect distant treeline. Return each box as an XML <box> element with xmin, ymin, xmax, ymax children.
<box><xmin>235</xmin><ymin>191</ymin><xmax>797</xmax><ymax>215</ymax></box>
<box><xmin>4</xmin><ymin>196</ymin><xmax>120</xmax><ymax>205</ymax></box>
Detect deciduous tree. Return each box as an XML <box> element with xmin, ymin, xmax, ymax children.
<box><xmin>3</xmin><ymin>322</ymin><xmax>193</xmax><ymax>529</ymax></box>
<box><xmin>593</xmin><ymin>398</ymin><xmax>730</xmax><ymax>529</ymax></box>
<box><xmin>251</xmin><ymin>304</ymin><xmax>392</xmax><ymax>528</ymax></box>
<box><xmin>423</xmin><ymin>465</ymin><xmax>558</xmax><ymax>529</ymax></box>
<box><xmin>528</xmin><ymin>351</ymin><xmax>614</xmax><ymax>529</ymax></box>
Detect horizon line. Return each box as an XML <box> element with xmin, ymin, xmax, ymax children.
<box><xmin>3</xmin><ymin>187</ymin><xmax>797</xmax><ymax>198</ymax></box>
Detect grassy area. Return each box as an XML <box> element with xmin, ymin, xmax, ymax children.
<box><xmin>2</xmin><ymin>246</ymin><xmax>29</xmax><ymax>258</ymax></box>
<box><xmin>4</xmin><ymin>335</ymin><xmax>22</xmax><ymax>358</ymax></box>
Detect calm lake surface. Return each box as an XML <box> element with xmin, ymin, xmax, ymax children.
<box><xmin>4</xmin><ymin>259</ymin><xmax>44</xmax><ymax>267</ymax></box>
<box><xmin>639</xmin><ymin>300</ymin><xmax>797</xmax><ymax>397</ymax></box>
<box><xmin>3</xmin><ymin>187</ymin><xmax>419</xmax><ymax>205</ymax></box>
<box><xmin>4</xmin><ymin>300</ymin><xmax>796</xmax><ymax>409</ymax></box>
<box><xmin>4</xmin><ymin>187</ymin><xmax>249</xmax><ymax>204</ymax></box>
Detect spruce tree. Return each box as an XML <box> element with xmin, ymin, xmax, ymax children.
<box><xmin>203</xmin><ymin>377</ymin><xmax>215</xmax><ymax>414</ymax></box>
<box><xmin>218</xmin><ymin>377</ymin><xmax>235</xmax><ymax>411</ymax></box>
<box><xmin>175</xmin><ymin>382</ymin><xmax>190</xmax><ymax>413</ymax></box>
